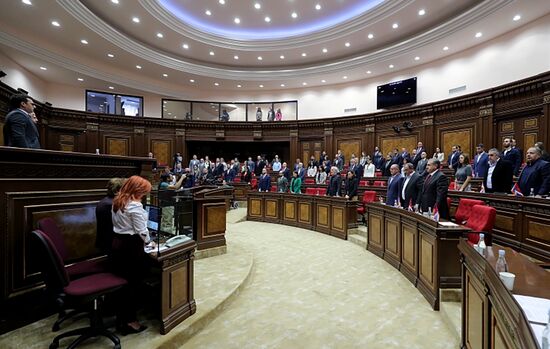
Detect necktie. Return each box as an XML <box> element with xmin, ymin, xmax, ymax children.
<box><xmin>425</xmin><ymin>174</ymin><xmax>432</xmax><ymax>187</ymax></box>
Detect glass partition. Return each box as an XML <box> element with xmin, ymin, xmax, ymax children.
<box><xmin>193</xmin><ymin>102</ymin><xmax>220</xmax><ymax>121</ymax></box>
<box><xmin>274</xmin><ymin>101</ymin><xmax>297</xmax><ymax>121</ymax></box>
<box><xmin>220</xmin><ymin>103</ymin><xmax>246</xmax><ymax>122</ymax></box>
<box><xmin>247</xmin><ymin>103</ymin><xmax>272</xmax><ymax>122</ymax></box>
<box><xmin>86</xmin><ymin>90</ymin><xmax>143</xmax><ymax>116</ymax></box>
<box><xmin>162</xmin><ymin>100</ymin><xmax>191</xmax><ymax>120</ymax></box>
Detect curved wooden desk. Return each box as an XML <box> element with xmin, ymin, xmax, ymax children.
<box><xmin>458</xmin><ymin>239</ymin><xmax>550</xmax><ymax>349</ymax></box>
<box><xmin>247</xmin><ymin>192</ymin><xmax>358</xmax><ymax>240</ymax></box>
<box><xmin>365</xmin><ymin>203</ymin><xmax>470</xmax><ymax>310</ymax></box>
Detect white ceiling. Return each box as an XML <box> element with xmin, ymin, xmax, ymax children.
<box><xmin>0</xmin><ymin>0</ymin><xmax>549</xmax><ymax>95</ymax></box>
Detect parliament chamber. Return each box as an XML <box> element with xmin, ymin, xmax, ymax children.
<box><xmin>1</xmin><ymin>1</ymin><xmax>550</xmax><ymax>348</ymax></box>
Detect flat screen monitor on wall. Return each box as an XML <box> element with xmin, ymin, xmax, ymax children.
<box><xmin>377</xmin><ymin>77</ymin><xmax>417</xmax><ymax>109</ymax></box>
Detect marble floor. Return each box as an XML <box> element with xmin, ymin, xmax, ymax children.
<box><xmin>0</xmin><ymin>208</ymin><xmax>459</xmax><ymax>348</ymax></box>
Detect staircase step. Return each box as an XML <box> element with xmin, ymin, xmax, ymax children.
<box><xmin>348</xmin><ymin>234</ymin><xmax>367</xmax><ymax>249</ymax></box>
<box><xmin>441</xmin><ymin>288</ymin><xmax>462</xmax><ymax>302</ymax></box>
<box><xmin>348</xmin><ymin>225</ymin><xmax>368</xmax><ymax>238</ymax></box>
<box><xmin>440</xmin><ymin>299</ymin><xmax>461</xmax><ymax>342</ymax></box>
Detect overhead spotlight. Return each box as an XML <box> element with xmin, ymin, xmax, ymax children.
<box><xmin>291</xmin><ymin>12</ymin><xmax>298</xmax><ymax>19</ymax></box>
<box><xmin>418</xmin><ymin>9</ymin><xmax>426</xmax><ymax>16</ymax></box>
<box><xmin>392</xmin><ymin>126</ymin><xmax>401</xmax><ymax>133</ymax></box>
<box><xmin>513</xmin><ymin>14</ymin><xmax>521</xmax><ymax>21</ymax></box>
<box><xmin>367</xmin><ymin>33</ymin><xmax>374</xmax><ymax>39</ymax></box>
<box><xmin>254</xmin><ymin>3</ymin><xmax>261</xmax><ymax>9</ymax></box>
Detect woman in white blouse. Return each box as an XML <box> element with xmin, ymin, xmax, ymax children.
<box><xmin>433</xmin><ymin>147</ymin><xmax>445</xmax><ymax>162</ymax></box>
<box><xmin>111</xmin><ymin>175</ymin><xmax>152</xmax><ymax>334</ymax></box>
<box><xmin>315</xmin><ymin>165</ymin><xmax>327</xmax><ymax>184</ymax></box>
<box><xmin>363</xmin><ymin>158</ymin><xmax>376</xmax><ymax>177</ymax></box>
<box><xmin>307</xmin><ymin>164</ymin><xmax>318</xmax><ymax>177</ymax></box>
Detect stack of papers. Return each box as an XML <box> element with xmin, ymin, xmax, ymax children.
<box><xmin>513</xmin><ymin>295</ymin><xmax>550</xmax><ymax>347</ymax></box>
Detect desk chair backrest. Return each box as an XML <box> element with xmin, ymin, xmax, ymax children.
<box><xmin>455</xmin><ymin>198</ymin><xmax>485</xmax><ymax>224</ymax></box>
<box><xmin>465</xmin><ymin>204</ymin><xmax>496</xmax><ymax>244</ymax></box>
<box><xmin>37</xmin><ymin>218</ymin><xmax>69</xmax><ymax>261</ymax></box>
<box><xmin>31</xmin><ymin>230</ymin><xmax>70</xmax><ymax>293</ymax></box>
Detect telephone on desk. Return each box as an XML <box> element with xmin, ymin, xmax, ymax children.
<box><xmin>164</xmin><ymin>235</ymin><xmax>191</xmax><ymax>248</ymax></box>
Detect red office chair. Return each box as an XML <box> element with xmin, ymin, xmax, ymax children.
<box><xmin>375</xmin><ymin>171</ymin><xmax>382</xmax><ymax>177</ymax></box>
<box><xmin>359</xmin><ymin>180</ymin><xmax>368</xmax><ymax>186</ymax></box>
<box><xmin>304</xmin><ymin>178</ymin><xmax>315</xmax><ymax>184</ymax></box>
<box><xmin>465</xmin><ymin>205</ymin><xmax>496</xmax><ymax>245</ymax></box>
<box><xmin>250</xmin><ymin>178</ymin><xmax>258</xmax><ymax>189</ymax></box>
<box><xmin>31</xmin><ymin>230</ymin><xmax>127</xmax><ymax>349</ymax></box>
<box><xmin>448</xmin><ymin>181</ymin><xmax>456</xmax><ymax>190</ymax></box>
<box><xmin>454</xmin><ymin>198</ymin><xmax>485</xmax><ymax>224</ymax></box>
<box><xmin>305</xmin><ymin>188</ymin><xmax>316</xmax><ymax>195</ymax></box>
<box><xmin>233</xmin><ymin>176</ymin><xmax>241</xmax><ymax>183</ymax></box>
<box><xmin>357</xmin><ymin>191</ymin><xmax>377</xmax><ymax>224</ymax></box>
<box><xmin>374</xmin><ymin>181</ymin><xmax>385</xmax><ymax>187</ymax></box>
<box><xmin>270</xmin><ymin>185</ymin><xmax>277</xmax><ymax>192</ymax></box>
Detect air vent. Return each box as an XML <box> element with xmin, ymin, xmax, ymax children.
<box><xmin>449</xmin><ymin>85</ymin><xmax>466</xmax><ymax>94</ymax></box>
<box><xmin>344</xmin><ymin>107</ymin><xmax>357</xmax><ymax>113</ymax></box>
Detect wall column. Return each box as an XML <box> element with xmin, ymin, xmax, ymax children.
<box><xmin>86</xmin><ymin>122</ymin><xmax>99</xmax><ymax>154</ymax></box>
<box><xmin>134</xmin><ymin>126</ymin><xmax>145</xmax><ymax>156</ymax></box>
<box><xmin>323</xmin><ymin>123</ymin><xmax>334</xmax><ymax>157</ymax></box>
<box><xmin>289</xmin><ymin>129</ymin><xmax>298</xmax><ymax>163</ymax></box>
<box><xmin>478</xmin><ymin>96</ymin><xmax>494</xmax><ymax>150</ymax></box>
<box><xmin>542</xmin><ymin>80</ymin><xmax>550</xmax><ymax>147</ymax></box>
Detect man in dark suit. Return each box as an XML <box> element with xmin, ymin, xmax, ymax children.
<box><xmin>258</xmin><ymin>168</ymin><xmax>271</xmax><ymax>192</ymax></box>
<box><xmin>482</xmin><ymin>149</ymin><xmax>513</xmax><ymax>194</ymax></box>
<box><xmin>399</xmin><ymin>163</ymin><xmax>422</xmax><ymax>208</ymax></box>
<box><xmin>326</xmin><ymin>166</ymin><xmax>342</xmax><ymax>196</ymax></box>
<box><xmin>344</xmin><ymin>171</ymin><xmax>358</xmax><ymax>200</ymax></box>
<box><xmin>348</xmin><ymin>158</ymin><xmax>363</xmax><ymax>178</ymax></box>
<box><xmin>3</xmin><ymin>93</ymin><xmax>40</xmax><ymax>149</ymax></box>
<box><xmin>473</xmin><ymin>144</ymin><xmax>489</xmax><ymax>178</ymax></box>
<box><xmin>447</xmin><ymin>145</ymin><xmax>461</xmax><ymax>173</ymax></box>
<box><xmin>254</xmin><ymin>155</ymin><xmax>265</xmax><ymax>176</ymax></box>
<box><xmin>391</xmin><ymin>148</ymin><xmax>402</xmax><ymax>168</ymax></box>
<box><xmin>281</xmin><ymin>162</ymin><xmax>291</xmax><ymax>181</ymax></box>
<box><xmin>418</xmin><ymin>159</ymin><xmax>449</xmax><ymax>219</ymax></box>
<box><xmin>517</xmin><ymin>147</ymin><xmax>550</xmax><ymax>197</ymax></box>
<box><xmin>383</xmin><ymin>152</ymin><xmax>393</xmax><ymax>177</ymax></box>
<box><xmin>412</xmin><ymin>142</ymin><xmax>425</xmax><ymax>167</ymax></box>
<box><xmin>385</xmin><ymin>164</ymin><xmax>402</xmax><ymax>206</ymax></box>
<box><xmin>503</xmin><ymin>138</ymin><xmax>521</xmax><ymax>177</ymax></box>
<box><xmin>415</xmin><ymin>151</ymin><xmax>428</xmax><ymax>177</ymax></box>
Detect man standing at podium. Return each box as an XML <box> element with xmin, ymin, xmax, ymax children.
<box><xmin>3</xmin><ymin>93</ymin><xmax>40</xmax><ymax>149</ymax></box>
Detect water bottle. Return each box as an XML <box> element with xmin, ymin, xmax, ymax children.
<box><xmin>543</xmin><ymin>309</ymin><xmax>550</xmax><ymax>349</ymax></box>
<box><xmin>495</xmin><ymin>249</ymin><xmax>508</xmax><ymax>273</ymax></box>
<box><xmin>428</xmin><ymin>207</ymin><xmax>432</xmax><ymax>218</ymax></box>
<box><xmin>478</xmin><ymin>233</ymin><xmax>487</xmax><ymax>255</ymax></box>
<box><xmin>530</xmin><ymin>188</ymin><xmax>535</xmax><ymax>197</ymax></box>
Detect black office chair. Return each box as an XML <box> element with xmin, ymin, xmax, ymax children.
<box><xmin>31</xmin><ymin>230</ymin><xmax>127</xmax><ymax>349</ymax></box>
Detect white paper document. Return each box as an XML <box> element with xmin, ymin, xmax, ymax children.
<box><xmin>529</xmin><ymin>323</ymin><xmax>544</xmax><ymax>349</ymax></box>
<box><xmin>438</xmin><ymin>221</ymin><xmax>460</xmax><ymax>227</ymax></box>
<box><xmin>513</xmin><ymin>294</ymin><xmax>550</xmax><ymax>324</ymax></box>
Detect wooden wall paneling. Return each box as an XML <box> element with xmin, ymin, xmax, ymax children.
<box><xmin>364</xmin><ymin>124</ymin><xmax>376</xmax><ymax>156</ymax></box>
<box><xmin>419</xmin><ymin>109</ymin><xmax>435</xmax><ymax>155</ymax></box>
<box><xmin>440</xmin><ymin>128</ymin><xmax>473</xmax><ymax>158</ymax></box>
<box><xmin>289</xmin><ymin>129</ymin><xmax>298</xmax><ymax>165</ymax></box>
<box><xmin>323</xmin><ymin>125</ymin><xmax>334</xmax><ymax>157</ymax></box>
<box><xmin>380</xmin><ymin>134</ymin><xmax>417</xmax><ymax>157</ymax></box>
<box><xmin>86</xmin><ymin>122</ymin><xmax>99</xmax><ymax>153</ymax></box>
<box><xmin>465</xmin><ymin>269</ymin><xmax>485</xmax><ymax>349</ymax></box>
<box><xmin>175</xmin><ymin>128</ymin><xmax>186</xmax><ymax>158</ymax></box>
<box><xmin>133</xmin><ymin>126</ymin><xmax>145</xmax><ymax>156</ymax></box>
<box><xmin>59</xmin><ymin>134</ymin><xmax>75</xmax><ymax>152</ymax></box>
<box><xmin>543</xmin><ymin>80</ymin><xmax>550</xmax><ymax>146</ymax></box>
<box><xmin>106</xmin><ymin>137</ymin><xmax>129</xmax><ymax>156</ymax></box>
<box><xmin>301</xmin><ymin>141</ymin><xmax>310</xmax><ymax>163</ymax></box>
<box><xmin>151</xmin><ymin>139</ymin><xmax>171</xmax><ymax>167</ymax></box>
<box><xmin>337</xmin><ymin>139</ymin><xmax>361</xmax><ymax>164</ymax></box>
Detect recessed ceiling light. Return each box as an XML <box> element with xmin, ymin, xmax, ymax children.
<box><xmin>368</xmin><ymin>33</ymin><xmax>374</xmax><ymax>39</ymax></box>
<box><xmin>343</xmin><ymin>76</ymin><xmax>348</xmax><ymax>79</ymax></box>
<box><xmin>345</xmin><ymin>42</ymin><xmax>350</xmax><ymax>47</ymax></box>
<box><xmin>392</xmin><ymin>23</ymin><xmax>399</xmax><ymax>29</ymax></box>
<box><xmin>280</xmin><ymin>55</ymin><xmax>285</xmax><ymax>59</ymax></box>
<box><xmin>234</xmin><ymin>55</ymin><xmax>239</xmax><ymax>60</ymax></box>
<box><xmin>205</xmin><ymin>10</ymin><xmax>212</xmax><ymax>16</ymax></box>
<box><xmin>132</xmin><ymin>17</ymin><xmax>140</xmax><ymax>23</ymax></box>
<box><xmin>280</xmin><ymin>84</ymin><xmax>285</xmax><ymax>87</ymax></box>
<box><xmin>315</xmin><ymin>4</ymin><xmax>321</xmax><ymax>10</ymax></box>
<box><xmin>156</xmin><ymin>33</ymin><xmax>164</xmax><ymax>38</ymax></box>
<box><xmin>168</xmin><ymin>112</ymin><xmax>172</xmax><ymax>115</ymax></box>
<box><xmin>259</xmin><ymin>85</ymin><xmax>264</xmax><ymax>88</ymax></box>
<box><xmin>443</xmin><ymin>46</ymin><xmax>449</xmax><ymax>51</ymax></box>
<box><xmin>366</xmin><ymin>70</ymin><xmax>372</xmax><ymax>74</ymax></box>
<box><xmin>291</xmin><ymin>12</ymin><xmax>298</xmax><ymax>19</ymax></box>
<box><xmin>322</xmin><ymin>48</ymin><xmax>327</xmax><ymax>53</ymax></box>
<box><xmin>189</xmin><ymin>79</ymin><xmax>195</xmax><ymax>82</ymax></box>
<box><xmin>111</xmin><ymin>0</ymin><xmax>119</xmax><ymax>4</ymax></box>
<box><xmin>22</xmin><ymin>0</ymin><xmax>32</xmax><ymax>4</ymax></box>
<box><xmin>136</xmin><ymin>65</ymin><xmax>142</xmax><ymax>69</ymax></box>
<box><xmin>209</xmin><ymin>51</ymin><xmax>215</xmax><ymax>56</ymax></box>
<box><xmin>321</xmin><ymin>79</ymin><xmax>326</xmax><ymax>83</ymax></box>
<box><xmin>418</xmin><ymin>9</ymin><xmax>426</xmax><ymax>16</ymax></box>
<box><xmin>475</xmin><ymin>32</ymin><xmax>482</xmax><ymax>38</ymax></box>
<box><xmin>108</xmin><ymin>86</ymin><xmax>114</xmax><ymax>90</ymax></box>
<box><xmin>39</xmin><ymin>66</ymin><xmax>47</xmax><ymax>70</ymax></box>
<box><xmin>234</xmin><ymin>17</ymin><xmax>240</xmax><ymax>24</ymax></box>
<box><xmin>214</xmin><ymin>82</ymin><xmax>220</xmax><ymax>86</ymax></box>
<box><xmin>163</xmin><ymin>101</ymin><xmax>166</xmax><ymax>104</ymax></box>
<box><xmin>513</xmin><ymin>14</ymin><xmax>521</xmax><ymax>21</ymax></box>
<box><xmin>302</xmin><ymin>82</ymin><xmax>307</xmax><ymax>86</ymax></box>
<box><xmin>219</xmin><ymin>0</ymin><xmax>225</xmax><ymax>4</ymax></box>
<box><xmin>414</xmin><ymin>56</ymin><xmax>420</xmax><ymax>61</ymax></box>
<box><xmin>389</xmin><ymin>64</ymin><xmax>394</xmax><ymax>68</ymax></box>
<box><xmin>77</xmin><ymin>78</ymin><xmax>84</xmax><ymax>81</ymax></box>
<box><xmin>254</xmin><ymin>3</ymin><xmax>261</xmax><ymax>9</ymax></box>
<box><xmin>264</xmin><ymin>16</ymin><xmax>271</xmax><ymax>23</ymax></box>
<box><xmin>237</xmin><ymin>84</ymin><xmax>242</xmax><ymax>88</ymax></box>
<box><xmin>80</xmin><ymin>39</ymin><xmax>88</xmax><ymax>45</ymax></box>
<box><xmin>51</xmin><ymin>21</ymin><xmax>60</xmax><ymax>27</ymax></box>
<box><xmin>301</xmin><ymin>53</ymin><xmax>307</xmax><ymax>57</ymax></box>
<box><xmin>182</xmin><ymin>43</ymin><xmax>189</xmax><ymax>49</ymax></box>
<box><xmin>162</xmin><ymin>73</ymin><xmax>168</xmax><ymax>77</ymax></box>
<box><xmin>257</xmin><ymin>56</ymin><xmax>263</xmax><ymax>60</ymax></box>
<box><xmin>107</xmin><ymin>53</ymin><xmax>114</xmax><ymax>58</ymax></box>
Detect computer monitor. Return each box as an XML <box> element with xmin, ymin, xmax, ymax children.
<box><xmin>145</xmin><ymin>204</ymin><xmax>160</xmax><ymax>232</ymax></box>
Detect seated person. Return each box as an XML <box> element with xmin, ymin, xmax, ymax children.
<box><xmin>95</xmin><ymin>177</ymin><xmax>125</xmax><ymax>254</ymax></box>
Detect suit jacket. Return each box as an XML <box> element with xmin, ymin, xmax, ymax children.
<box><xmin>399</xmin><ymin>172</ymin><xmax>422</xmax><ymax>207</ymax></box>
<box><xmin>348</xmin><ymin>164</ymin><xmax>363</xmax><ymax>178</ymax></box>
<box><xmin>517</xmin><ymin>158</ymin><xmax>550</xmax><ymax>196</ymax></box>
<box><xmin>258</xmin><ymin>174</ymin><xmax>271</xmax><ymax>192</ymax></box>
<box><xmin>298</xmin><ymin>168</ymin><xmax>306</xmax><ymax>180</ymax></box>
<box><xmin>95</xmin><ymin>196</ymin><xmax>114</xmax><ymax>252</ymax></box>
<box><xmin>344</xmin><ymin>177</ymin><xmax>358</xmax><ymax>198</ymax></box>
<box><xmin>473</xmin><ymin>152</ymin><xmax>489</xmax><ymax>178</ymax></box>
<box><xmin>418</xmin><ymin>170</ymin><xmax>449</xmax><ymax>219</ymax></box>
<box><xmin>416</xmin><ymin>158</ymin><xmax>428</xmax><ymax>177</ymax></box>
<box><xmin>482</xmin><ymin>159</ymin><xmax>513</xmax><ymax>193</ymax></box>
<box><xmin>412</xmin><ymin>147</ymin><xmax>425</xmax><ymax>166</ymax></box>
<box><xmin>281</xmin><ymin>167</ymin><xmax>291</xmax><ymax>181</ymax></box>
<box><xmin>385</xmin><ymin>174</ymin><xmax>402</xmax><ymax>205</ymax></box>
<box><xmin>3</xmin><ymin>109</ymin><xmax>40</xmax><ymax>149</ymax></box>
<box><xmin>503</xmin><ymin>148</ymin><xmax>522</xmax><ymax>176</ymax></box>
<box><xmin>447</xmin><ymin>151</ymin><xmax>460</xmax><ymax>171</ymax></box>
<box><xmin>383</xmin><ymin>160</ymin><xmax>392</xmax><ymax>177</ymax></box>
<box><xmin>391</xmin><ymin>155</ymin><xmax>402</xmax><ymax>168</ymax></box>
<box><xmin>326</xmin><ymin>175</ymin><xmax>342</xmax><ymax>196</ymax></box>
<box><xmin>255</xmin><ymin>160</ymin><xmax>265</xmax><ymax>176</ymax></box>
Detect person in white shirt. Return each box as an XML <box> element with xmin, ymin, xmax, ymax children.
<box><xmin>271</xmin><ymin>155</ymin><xmax>282</xmax><ymax>172</ymax></box>
<box><xmin>307</xmin><ymin>163</ymin><xmax>318</xmax><ymax>177</ymax></box>
<box><xmin>363</xmin><ymin>158</ymin><xmax>376</xmax><ymax>177</ymax></box>
<box><xmin>315</xmin><ymin>165</ymin><xmax>327</xmax><ymax>184</ymax></box>
<box><xmin>110</xmin><ymin>175</ymin><xmax>152</xmax><ymax>334</ymax></box>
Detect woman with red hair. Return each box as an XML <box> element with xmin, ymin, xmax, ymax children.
<box><xmin>111</xmin><ymin>175</ymin><xmax>152</xmax><ymax>334</ymax></box>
